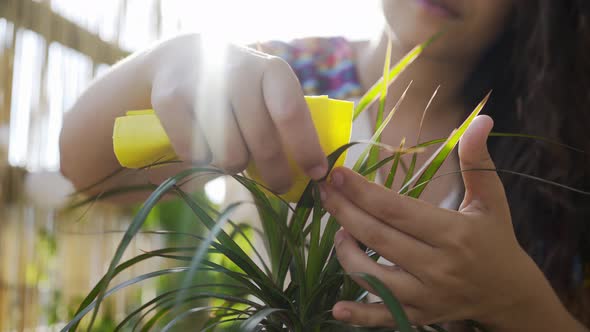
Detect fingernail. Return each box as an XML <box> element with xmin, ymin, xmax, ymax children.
<box><xmin>308</xmin><ymin>164</ymin><xmax>328</xmax><ymax>180</ymax></box>
<box><xmin>330</xmin><ymin>170</ymin><xmax>344</xmax><ymax>187</ymax></box>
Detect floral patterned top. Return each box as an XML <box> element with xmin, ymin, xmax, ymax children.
<box><xmin>261</xmin><ymin>37</ymin><xmax>362</xmax><ymax>99</ymax></box>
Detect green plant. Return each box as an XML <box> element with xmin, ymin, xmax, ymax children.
<box><xmin>61</xmin><ymin>35</ymin><xmax>588</xmax><ymax>332</ymax></box>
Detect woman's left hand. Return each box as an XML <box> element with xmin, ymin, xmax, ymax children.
<box><xmin>320</xmin><ymin>116</ymin><xmax>577</xmax><ymax>331</ymax></box>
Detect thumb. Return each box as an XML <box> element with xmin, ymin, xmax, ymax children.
<box><xmin>458</xmin><ymin>115</ymin><xmax>508</xmax><ymax>215</ymax></box>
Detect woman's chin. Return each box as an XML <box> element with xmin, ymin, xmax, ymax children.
<box><xmin>383</xmin><ymin>0</ymin><xmax>462</xmax><ymax>29</ymax></box>
<box><xmin>389</xmin><ymin>23</ymin><xmax>448</xmax><ymax>53</ymax></box>
<box><xmin>382</xmin><ymin>0</ymin><xmax>468</xmax><ymax>52</ymax></box>
<box><xmin>382</xmin><ymin>0</ymin><xmax>514</xmax><ymax>60</ymax></box>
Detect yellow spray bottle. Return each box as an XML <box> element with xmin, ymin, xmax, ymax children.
<box><xmin>113</xmin><ymin>96</ymin><xmax>353</xmax><ymax>202</ymax></box>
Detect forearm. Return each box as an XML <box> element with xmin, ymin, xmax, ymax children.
<box><xmin>488</xmin><ymin>277</ymin><xmax>588</xmax><ymax>332</ymax></box>
<box><xmin>495</xmin><ymin>304</ymin><xmax>587</xmax><ymax>332</ymax></box>
<box><xmin>60</xmin><ymin>47</ymin><xmax>152</xmax><ymax>184</ymax></box>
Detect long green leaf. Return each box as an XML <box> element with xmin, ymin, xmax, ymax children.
<box><xmin>385</xmin><ymin>138</ymin><xmax>406</xmax><ymax>188</ymax></box>
<box><xmin>359</xmin><ymin>145</ymin><xmax>424</xmax><ymax>177</ymax></box>
<box><xmin>162</xmin><ymin>306</ymin><xmax>249</xmax><ymax>332</ymax></box>
<box><xmin>353</xmin><ymin>83</ymin><xmax>412</xmax><ymax>174</ymax></box>
<box><xmin>114</xmin><ymin>284</ymin><xmax>250</xmax><ymax>331</ymax></box>
<box><xmin>67</xmin><ymin>247</ymin><xmax>197</xmax><ymax>331</ymax></box>
<box><xmin>411</xmin><ymin>131</ymin><xmax>587</xmax><ymax>158</ymax></box>
<box><xmin>174</xmin><ymin>202</ymin><xmax>242</xmax><ymax>307</ymax></box>
<box><xmin>62</xmin><ymin>268</ymin><xmax>189</xmax><ymax>331</ymax></box>
<box><xmin>175</xmin><ymin>188</ymin><xmax>293</xmax><ymax>311</ymax></box>
<box><xmin>66</xmin><ymin>184</ymin><xmax>158</xmax><ymax>210</ymax></box>
<box><xmin>175</xmin><ymin>188</ymin><xmax>271</xmax><ymax>286</ymax></box>
<box><xmin>282</xmin><ymin>143</ymin><xmax>359</xmax><ymax>296</ymax></box>
<box><xmin>69</xmin><ymin>167</ymin><xmax>125</xmax><ymax>196</ymax></box>
<box><xmin>361</xmin><ymin>128</ymin><xmax>587</xmax><ymax>180</ymax></box>
<box><xmin>427</xmin><ymin>324</ymin><xmax>450</xmax><ymax>332</ymax></box>
<box><xmin>232</xmin><ymin>175</ymin><xmax>290</xmax><ymax>282</ymax></box>
<box><xmin>376</xmin><ymin>33</ymin><xmax>393</xmax><ymax>132</ymax></box>
<box><xmin>399</xmin><ymin>86</ymin><xmax>438</xmax><ymax>194</ymax></box>
<box><xmin>365</xmin><ymin>33</ymin><xmax>394</xmax><ymax>182</ymax></box>
<box><xmin>84</xmin><ymin>167</ymin><xmax>216</xmax><ymax>330</ymax></box>
<box><xmin>240</xmin><ymin>307</ymin><xmax>285</xmax><ymax>331</ymax></box>
<box><xmin>412</xmin><ymin>168</ymin><xmax>590</xmax><ymax>197</ymax></box>
<box><xmin>202</xmin><ymin>317</ymin><xmax>247</xmax><ymax>332</ymax></box>
<box><xmin>140</xmin><ymin>293</ymin><xmax>254</xmax><ymax>331</ymax></box>
<box><xmin>354</xmin><ymin>32</ymin><xmax>441</xmax><ymax>120</ymax></box>
<box><xmin>356</xmin><ymin>274</ymin><xmax>415</xmax><ymax>332</ymax></box>
<box><xmin>227</xmin><ymin>222</ymin><xmax>271</xmax><ymax>276</ymax></box>
<box><xmin>305</xmin><ymin>185</ymin><xmax>325</xmax><ymax>299</ymax></box>
<box><xmin>233</xmin><ymin>174</ymin><xmax>306</xmax><ymax>301</ymax></box>
<box><xmin>401</xmin><ymin>92</ymin><xmax>491</xmax><ymax>198</ymax></box>
<box><xmin>192</xmin><ymin>195</ymin><xmax>273</xmax><ymax>277</ymax></box>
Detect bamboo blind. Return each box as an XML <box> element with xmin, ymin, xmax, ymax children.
<box><xmin>0</xmin><ymin>0</ymin><xmax>164</xmax><ymax>329</ymax></box>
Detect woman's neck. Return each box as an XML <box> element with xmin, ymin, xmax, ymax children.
<box><xmin>356</xmin><ymin>29</ymin><xmax>476</xmax><ymax>115</ymax></box>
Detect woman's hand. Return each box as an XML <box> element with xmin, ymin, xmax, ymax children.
<box><xmin>61</xmin><ymin>34</ymin><xmax>327</xmax><ymax>197</ymax></box>
<box><xmin>320</xmin><ymin>116</ymin><xmax>583</xmax><ymax>331</ymax></box>
<box><xmin>148</xmin><ymin>34</ymin><xmax>327</xmax><ymax>192</ymax></box>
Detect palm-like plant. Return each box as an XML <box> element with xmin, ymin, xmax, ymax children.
<box><xmin>61</xmin><ymin>35</ymin><xmax>586</xmax><ymax>332</ymax></box>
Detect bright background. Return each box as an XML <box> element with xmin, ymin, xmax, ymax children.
<box><xmin>7</xmin><ymin>0</ymin><xmax>384</xmax><ymax>172</ymax></box>
<box><xmin>54</xmin><ymin>0</ymin><xmax>384</xmax><ymax>49</ymax></box>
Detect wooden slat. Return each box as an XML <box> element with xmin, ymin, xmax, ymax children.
<box><xmin>0</xmin><ymin>0</ymin><xmax>18</xmax><ymax>125</ymax></box>
<box><xmin>0</xmin><ymin>0</ymin><xmax>129</xmax><ymax>65</ymax></box>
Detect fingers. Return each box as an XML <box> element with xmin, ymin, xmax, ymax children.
<box><xmin>262</xmin><ymin>57</ymin><xmax>328</xmax><ymax>180</ymax></box>
<box><xmin>334</xmin><ymin>229</ymin><xmax>424</xmax><ymax>302</ymax></box>
<box><xmin>321</xmin><ymin>182</ymin><xmax>433</xmax><ymax>272</ymax></box>
<box><xmin>329</xmin><ymin>167</ymin><xmax>456</xmax><ymax>245</ymax></box>
<box><xmin>230</xmin><ymin>60</ymin><xmax>293</xmax><ymax>192</ymax></box>
<box><xmin>458</xmin><ymin>115</ymin><xmax>509</xmax><ymax>216</ymax></box>
<box><xmin>333</xmin><ymin>302</ymin><xmax>425</xmax><ymax>328</ymax></box>
<box><xmin>151</xmin><ymin>81</ymin><xmax>210</xmax><ymax>163</ymax></box>
<box><xmin>198</xmin><ymin>102</ymin><xmax>250</xmax><ymax>173</ymax></box>
<box><xmin>152</xmin><ymin>46</ymin><xmax>329</xmax><ymax>185</ymax></box>
<box><xmin>194</xmin><ymin>64</ymin><xmax>250</xmax><ymax>173</ymax></box>
<box><xmin>333</xmin><ymin>302</ymin><xmax>396</xmax><ymax>327</ymax></box>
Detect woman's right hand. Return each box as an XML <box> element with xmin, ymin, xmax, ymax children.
<box><xmin>147</xmin><ymin>34</ymin><xmax>328</xmax><ymax>193</ymax></box>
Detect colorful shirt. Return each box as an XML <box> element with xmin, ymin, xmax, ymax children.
<box><xmin>261</xmin><ymin>37</ymin><xmax>362</xmax><ymax>99</ymax></box>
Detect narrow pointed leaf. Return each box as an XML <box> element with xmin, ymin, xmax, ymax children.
<box><xmin>353</xmin><ymin>83</ymin><xmax>412</xmax><ymax>174</ymax></box>
<box><xmin>401</xmin><ymin>92</ymin><xmax>491</xmax><ymax>198</ymax></box>
<box><xmin>400</xmin><ymin>87</ymin><xmax>438</xmax><ymax>194</ymax></box>
<box><xmin>240</xmin><ymin>308</ymin><xmax>285</xmax><ymax>331</ymax></box>
<box><xmin>174</xmin><ymin>202</ymin><xmax>242</xmax><ymax>306</ymax></box>
<box><xmin>354</xmin><ymin>32</ymin><xmax>441</xmax><ymax>120</ymax></box>
<box><xmin>356</xmin><ymin>274</ymin><xmax>415</xmax><ymax>332</ymax></box>
<box><xmin>385</xmin><ymin>138</ymin><xmax>406</xmax><ymax>188</ymax></box>
<box><xmin>62</xmin><ymin>268</ymin><xmax>189</xmax><ymax>331</ymax></box>
<box><xmin>162</xmin><ymin>307</ymin><xmax>248</xmax><ymax>332</ymax></box>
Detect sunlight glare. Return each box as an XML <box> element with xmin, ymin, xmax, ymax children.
<box><xmin>205</xmin><ymin>176</ymin><xmax>227</xmax><ymax>204</ymax></box>
<box><xmin>169</xmin><ymin>0</ymin><xmax>382</xmax><ymax>44</ymax></box>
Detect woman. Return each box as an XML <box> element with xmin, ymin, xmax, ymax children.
<box><xmin>60</xmin><ymin>0</ymin><xmax>590</xmax><ymax>330</ymax></box>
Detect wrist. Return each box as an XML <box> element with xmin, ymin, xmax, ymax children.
<box><xmin>471</xmin><ymin>251</ymin><xmax>580</xmax><ymax>332</ymax></box>
<box><xmin>495</xmin><ymin>297</ymin><xmax>578</xmax><ymax>332</ymax></box>
<box><xmin>486</xmin><ymin>265</ymin><xmax>579</xmax><ymax>331</ymax></box>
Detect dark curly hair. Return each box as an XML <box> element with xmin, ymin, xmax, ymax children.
<box><xmin>463</xmin><ymin>0</ymin><xmax>590</xmax><ymax>325</ymax></box>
